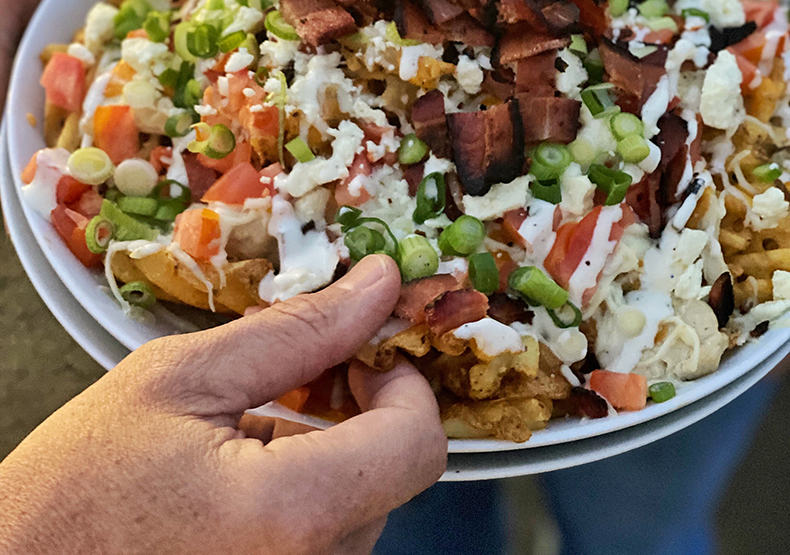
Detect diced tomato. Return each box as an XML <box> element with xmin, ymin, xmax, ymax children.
<box><xmin>644</xmin><ymin>28</ymin><xmax>676</xmax><ymax>45</ymax></box>
<box><xmin>246</xmin><ymin>104</ymin><xmax>280</xmax><ymax>137</ymax></box>
<box><xmin>198</xmin><ymin>140</ymin><xmax>251</xmax><ymax>174</ymax></box>
<box><xmin>742</xmin><ymin>0</ymin><xmax>779</xmax><ymax>28</ymax></box>
<box><xmin>149</xmin><ymin>146</ymin><xmax>173</xmax><ymax>174</ymax></box>
<box><xmin>335</xmin><ymin>153</ymin><xmax>373</xmax><ymax>207</ymax></box>
<box><xmin>40</xmin><ymin>52</ymin><xmax>85</xmax><ymax>113</ymax></box>
<box><xmin>545</xmin><ymin>205</ymin><xmax>635</xmax><ymax>292</ymax></box>
<box><xmin>730</xmin><ymin>50</ymin><xmax>760</xmax><ymax>92</ymax></box>
<box><xmin>56</xmin><ymin>175</ymin><xmax>90</xmax><ymax>204</ymax></box>
<box><xmin>50</xmin><ymin>205</ymin><xmax>102</xmax><ymax>268</ymax></box>
<box><xmin>589</xmin><ymin>370</ymin><xmax>648</xmax><ymax>412</ymax></box>
<box><xmin>201</xmin><ymin>162</ymin><xmax>278</xmax><ymax>205</ymax></box>
<box><xmin>729</xmin><ymin>31</ymin><xmax>767</xmax><ymax>65</ymax></box>
<box><xmin>126</xmin><ymin>28</ymin><xmax>149</xmax><ymax>39</ymax></box>
<box><xmin>173</xmin><ymin>208</ymin><xmax>222</xmax><ymax>261</ymax></box>
<box><xmin>494</xmin><ymin>251</ymin><xmax>519</xmax><ymax>293</ymax></box>
<box><xmin>21</xmin><ymin>153</ymin><xmax>39</xmax><ymax>185</ymax></box>
<box><xmin>277</xmin><ymin>387</ymin><xmax>311</xmax><ymax>413</ymax></box>
<box><xmin>93</xmin><ymin>105</ymin><xmax>139</xmax><ymax>165</ymax></box>
<box><xmin>68</xmin><ymin>189</ymin><xmax>103</xmax><ymax>219</ymax></box>
<box><xmin>501</xmin><ymin>209</ymin><xmax>529</xmax><ymax>248</ymax></box>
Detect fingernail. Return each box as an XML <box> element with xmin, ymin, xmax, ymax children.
<box><xmin>336</xmin><ymin>255</ymin><xmax>393</xmax><ymax>292</ymax></box>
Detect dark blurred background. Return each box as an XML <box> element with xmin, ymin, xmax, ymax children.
<box><xmin>2</xmin><ymin>206</ymin><xmax>789</xmax><ymax>553</ymax></box>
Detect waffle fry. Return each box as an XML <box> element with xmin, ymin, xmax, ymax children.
<box><xmin>441</xmin><ymin>397</ymin><xmax>553</xmax><ymax>443</ymax></box>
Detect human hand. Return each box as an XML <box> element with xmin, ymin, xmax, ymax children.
<box><xmin>0</xmin><ymin>0</ymin><xmax>40</xmax><ymax>115</ymax></box>
<box><xmin>0</xmin><ymin>255</ymin><xmax>448</xmax><ymax>555</ymax></box>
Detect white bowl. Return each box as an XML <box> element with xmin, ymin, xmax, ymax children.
<box><xmin>7</xmin><ymin>0</ymin><xmax>790</xmax><ymax>455</ymax></box>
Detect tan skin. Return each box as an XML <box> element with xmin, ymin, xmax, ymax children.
<box><xmin>0</xmin><ymin>255</ymin><xmax>447</xmax><ymax>554</ymax></box>
<box><xmin>1</xmin><ymin>6</ymin><xmax>446</xmax><ymax>553</ymax></box>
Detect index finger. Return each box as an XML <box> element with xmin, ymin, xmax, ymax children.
<box><xmin>253</xmin><ymin>360</ymin><xmax>447</xmax><ymax>539</ymax></box>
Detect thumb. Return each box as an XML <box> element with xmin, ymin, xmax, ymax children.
<box><xmin>127</xmin><ymin>255</ymin><xmax>402</xmax><ymax>415</ymax></box>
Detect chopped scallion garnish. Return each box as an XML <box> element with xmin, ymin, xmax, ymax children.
<box><xmin>609</xmin><ymin>0</ymin><xmax>629</xmax><ymax>17</ymax></box>
<box><xmin>581</xmin><ymin>84</ymin><xmax>617</xmax><ymax>118</ymax></box>
<box><xmin>530</xmin><ymin>143</ymin><xmax>572</xmax><ymax>181</ymax></box>
<box><xmin>438</xmin><ymin>215</ymin><xmax>485</xmax><ymax>256</ymax></box>
<box><xmin>638</xmin><ymin>0</ymin><xmax>668</xmax><ymax>19</ymax></box>
<box><xmin>681</xmin><ymin>8</ymin><xmax>710</xmax><ymax>22</ymax></box>
<box><xmin>649</xmin><ymin>382</ymin><xmax>677</xmax><ymax>403</ymax></box>
<box><xmin>345</xmin><ymin>226</ymin><xmax>387</xmax><ymax>262</ymax></box>
<box><xmin>398</xmin><ymin>235</ymin><xmax>439</xmax><ymax>282</ymax></box>
<box><xmin>588</xmin><ymin>164</ymin><xmax>633</xmax><ymax>205</ymax></box>
<box><xmin>548</xmin><ymin>302</ymin><xmax>583</xmax><ymax>329</ymax></box>
<box><xmin>188</xmin><ymin>122</ymin><xmax>237</xmax><ymax>159</ymax></box>
<box><xmin>218</xmin><ymin>30</ymin><xmax>247</xmax><ymax>53</ymax></box>
<box><xmin>113</xmin><ymin>0</ymin><xmax>152</xmax><ymax>40</ymax></box>
<box><xmin>165</xmin><ymin>111</ymin><xmax>199</xmax><ymax>138</ymax></box>
<box><xmin>265</xmin><ymin>10</ymin><xmax>300</xmax><ymax>41</ymax></box>
<box><xmin>67</xmin><ymin>148</ymin><xmax>114</xmax><ymax>186</ymax></box>
<box><xmin>413</xmin><ymin>172</ymin><xmax>447</xmax><ymax>224</ymax></box>
<box><xmin>85</xmin><ymin>216</ymin><xmax>114</xmax><ymax>254</ymax></box>
<box><xmin>531</xmin><ymin>180</ymin><xmax>563</xmax><ymax>204</ymax></box>
<box><xmin>186</xmin><ymin>23</ymin><xmax>220</xmax><ymax>59</ymax></box>
<box><xmin>118</xmin><ymin>196</ymin><xmax>159</xmax><ymax>217</ymax></box>
<box><xmin>509</xmin><ymin>266</ymin><xmax>569</xmax><ymax>310</ymax></box>
<box><xmin>610</xmin><ymin>112</ymin><xmax>644</xmax><ymax>140</ymax></box>
<box><xmin>143</xmin><ymin>10</ymin><xmax>170</xmax><ymax>43</ymax></box>
<box><xmin>119</xmin><ymin>281</ymin><xmax>157</xmax><ymax>309</ymax></box>
<box><xmin>617</xmin><ymin>135</ymin><xmax>651</xmax><ymax>164</ymax></box>
<box><xmin>398</xmin><ymin>134</ymin><xmax>429</xmax><ymax>165</ymax></box>
<box><xmin>753</xmin><ymin>163</ymin><xmax>782</xmax><ymax>183</ymax></box>
<box><xmin>100</xmin><ymin>200</ymin><xmax>158</xmax><ymax>242</ymax></box>
<box><xmin>385</xmin><ymin>21</ymin><xmax>421</xmax><ymax>46</ymax></box>
<box><xmin>468</xmin><ymin>252</ymin><xmax>499</xmax><ymax>295</ymax></box>
<box><xmin>285</xmin><ymin>137</ymin><xmax>315</xmax><ymax>163</ymax></box>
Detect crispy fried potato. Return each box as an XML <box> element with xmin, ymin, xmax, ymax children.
<box><xmin>44</xmin><ymin>101</ymin><xmax>69</xmax><ymax>148</ymax></box>
<box><xmin>746</xmin><ymin>58</ymin><xmax>787</xmax><ymax>123</ymax></box>
<box><xmin>110</xmin><ymin>251</ymin><xmax>180</xmax><ymax>304</ymax></box>
<box><xmin>495</xmin><ymin>344</ymin><xmax>573</xmax><ymax>401</ymax></box>
<box><xmin>356</xmin><ymin>323</ymin><xmax>432</xmax><ymax>371</ymax></box>
<box><xmin>441</xmin><ymin>397</ymin><xmax>553</xmax><ymax>443</ymax></box>
<box><xmin>39</xmin><ymin>44</ymin><xmax>69</xmax><ymax>65</ymax></box>
<box><xmin>435</xmin><ymin>336</ymin><xmax>540</xmax><ymax>401</ymax></box>
<box><xmin>56</xmin><ymin>112</ymin><xmax>82</xmax><ymax>152</ymax></box>
<box><xmin>730</xmin><ymin>249</ymin><xmax>790</xmax><ymax>279</ymax></box>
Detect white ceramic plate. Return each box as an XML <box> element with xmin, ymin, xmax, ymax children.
<box><xmin>7</xmin><ymin>0</ymin><xmax>790</xmax><ymax>454</ymax></box>
<box><xmin>1</xmin><ymin>120</ymin><xmax>128</xmax><ymax>371</ymax></box>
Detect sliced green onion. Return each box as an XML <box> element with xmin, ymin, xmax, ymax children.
<box><xmin>265</xmin><ymin>10</ymin><xmax>300</xmax><ymax>41</ymax></box>
<box><xmin>187</xmin><ymin>23</ymin><xmax>220</xmax><ymax>58</ymax></box>
<box><xmin>638</xmin><ymin>0</ymin><xmax>668</xmax><ymax>18</ymax></box>
<box><xmin>254</xmin><ymin>66</ymin><xmax>270</xmax><ymax>87</ymax></box>
<box><xmin>118</xmin><ymin>196</ymin><xmax>159</xmax><ymax>217</ymax></box>
<box><xmin>386</xmin><ymin>21</ymin><xmax>421</xmax><ymax>46</ymax></box>
<box><xmin>114</xmin><ymin>159</ymin><xmax>159</xmax><ymax>197</ymax></box>
<box><xmin>119</xmin><ymin>281</ymin><xmax>157</xmax><ymax>309</ymax></box>
<box><xmin>114</xmin><ymin>0</ymin><xmax>152</xmax><ymax>40</ymax></box>
<box><xmin>188</xmin><ymin>122</ymin><xmax>237</xmax><ymax>159</ymax></box>
<box><xmin>398</xmin><ymin>235</ymin><xmax>438</xmax><ymax>282</ymax></box>
<box><xmin>336</xmin><ymin>205</ymin><xmax>363</xmax><ymax>227</ymax></box>
<box><xmin>171</xmin><ymin>61</ymin><xmax>197</xmax><ymax>108</ymax></box>
<box><xmin>609</xmin><ymin>0</ymin><xmax>629</xmax><ymax>17</ymax></box>
<box><xmin>143</xmin><ymin>10</ymin><xmax>171</xmax><ymax>43</ymax></box>
<box><xmin>583</xmin><ymin>49</ymin><xmax>605</xmax><ymax>85</ymax></box>
<box><xmin>67</xmin><ymin>148</ymin><xmax>114</xmax><ymax>186</ymax></box>
<box><xmin>206</xmin><ymin>0</ymin><xmax>225</xmax><ymax>10</ymax></box>
<box><xmin>753</xmin><ymin>163</ymin><xmax>783</xmax><ymax>183</ymax></box>
<box><xmin>438</xmin><ymin>215</ymin><xmax>485</xmax><ymax>256</ymax></box>
<box><xmin>413</xmin><ymin>172</ymin><xmax>447</xmax><ymax>224</ymax></box>
<box><xmin>548</xmin><ymin>302</ymin><xmax>583</xmax><ymax>329</ymax></box>
<box><xmin>531</xmin><ymin>180</ymin><xmax>563</xmax><ymax>204</ymax></box>
<box><xmin>218</xmin><ymin>30</ymin><xmax>247</xmax><ymax>53</ymax></box>
<box><xmin>285</xmin><ymin>137</ymin><xmax>315</xmax><ymax>163</ymax></box>
<box><xmin>468</xmin><ymin>252</ymin><xmax>499</xmax><ymax>295</ymax></box>
<box><xmin>631</xmin><ymin>44</ymin><xmax>659</xmax><ymax>59</ymax></box>
<box><xmin>531</xmin><ymin>143</ymin><xmax>572</xmax><ymax>181</ymax></box>
<box><xmin>617</xmin><ymin>135</ymin><xmax>651</xmax><ymax>164</ymax></box>
<box><xmin>581</xmin><ymin>84</ymin><xmax>617</xmax><ymax>118</ymax></box>
<box><xmin>85</xmin><ymin>216</ymin><xmax>114</xmax><ymax>254</ymax></box>
<box><xmin>158</xmin><ymin>68</ymin><xmax>178</xmax><ymax>89</ymax></box>
<box><xmin>153</xmin><ymin>200</ymin><xmax>187</xmax><ymax>222</ymax></box>
<box><xmin>345</xmin><ymin>226</ymin><xmax>387</xmax><ymax>262</ymax></box>
<box><xmin>165</xmin><ymin>111</ymin><xmax>199</xmax><ymax>138</ymax></box>
<box><xmin>105</xmin><ymin>188</ymin><xmax>122</xmax><ymax>203</ymax></box>
<box><xmin>509</xmin><ymin>266</ymin><xmax>569</xmax><ymax>310</ymax></box>
<box><xmin>174</xmin><ymin>21</ymin><xmax>198</xmax><ymax>63</ymax></box>
<box><xmin>681</xmin><ymin>8</ymin><xmax>710</xmax><ymax>22</ymax></box>
<box><xmin>275</xmin><ymin>71</ymin><xmax>288</xmax><ymax>167</ymax></box>
<box><xmin>243</xmin><ymin>33</ymin><xmax>261</xmax><ymax>66</ymax></box>
<box><xmin>100</xmin><ymin>200</ymin><xmax>158</xmax><ymax>241</ymax></box>
<box><xmin>399</xmin><ymin>134</ymin><xmax>429</xmax><ymax>165</ymax></box>
<box><xmin>610</xmin><ymin>113</ymin><xmax>644</xmax><ymax>140</ymax></box>
<box><xmin>569</xmin><ymin>34</ymin><xmax>588</xmax><ymax>56</ymax></box>
<box><xmin>569</xmin><ymin>138</ymin><xmax>597</xmax><ymax>168</ymax></box>
<box><xmin>645</xmin><ymin>16</ymin><xmax>679</xmax><ymax>33</ymax></box>
<box><xmin>649</xmin><ymin>382</ymin><xmax>677</xmax><ymax>403</ymax></box>
<box><xmin>588</xmin><ymin>164</ymin><xmax>633</xmax><ymax>206</ymax></box>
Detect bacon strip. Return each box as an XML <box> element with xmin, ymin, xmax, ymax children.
<box><xmin>487</xmin><ymin>293</ymin><xmax>534</xmax><ymax>325</ymax></box>
<box><xmin>498</xmin><ymin>0</ymin><xmax>544</xmax><ymax>26</ymax></box>
<box><xmin>438</xmin><ymin>13</ymin><xmax>496</xmax><ymax>47</ymax></box>
<box><xmin>516</xmin><ymin>95</ymin><xmax>581</xmax><ymax>145</ymax></box>
<box><xmin>515</xmin><ymin>50</ymin><xmax>557</xmax><ymax>95</ymax></box>
<box><xmin>394</xmin><ymin>0</ymin><xmax>446</xmax><ymax>45</ymax></box>
<box><xmin>427</xmin><ymin>289</ymin><xmax>490</xmax><ymax>336</ymax></box>
<box><xmin>411</xmin><ymin>89</ymin><xmax>452</xmax><ymax>158</ymax></box>
<box><xmin>600</xmin><ymin>39</ymin><xmax>667</xmax><ymax>106</ymax></box>
<box><xmin>418</xmin><ymin>0</ymin><xmax>465</xmax><ymax>24</ymax></box>
<box><xmin>279</xmin><ymin>0</ymin><xmax>357</xmax><ymax>46</ymax></box>
<box><xmin>395</xmin><ymin>274</ymin><xmax>462</xmax><ymax>324</ymax></box>
<box><xmin>541</xmin><ymin>1</ymin><xmax>580</xmax><ymax>33</ymax></box>
<box><xmin>496</xmin><ymin>23</ymin><xmax>572</xmax><ymax>65</ymax></box>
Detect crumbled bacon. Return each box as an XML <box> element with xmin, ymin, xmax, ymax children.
<box><xmin>516</xmin><ymin>95</ymin><xmax>582</xmax><ymax>145</ymax></box>
<box><xmin>487</xmin><ymin>293</ymin><xmax>534</xmax><ymax>325</ymax></box>
<box><xmin>563</xmin><ymin>387</ymin><xmax>609</xmax><ymax>419</ymax></box>
<box><xmin>498</xmin><ymin>0</ymin><xmax>544</xmax><ymax>26</ymax></box>
<box><xmin>482</xmin><ymin>66</ymin><xmax>516</xmax><ymax>101</ymax></box>
<box><xmin>541</xmin><ymin>1</ymin><xmax>580</xmax><ymax>33</ymax></box>
<box><xmin>411</xmin><ymin>89</ymin><xmax>452</xmax><ymax>158</ymax></box>
<box><xmin>279</xmin><ymin>0</ymin><xmax>357</xmax><ymax>47</ymax></box>
<box><xmin>394</xmin><ymin>0</ymin><xmax>446</xmax><ymax>45</ymax></box>
<box><xmin>183</xmin><ymin>153</ymin><xmax>219</xmax><ymax>202</ymax></box>
<box><xmin>708</xmin><ymin>273</ymin><xmax>735</xmax><ymax>328</ymax></box>
<box><xmin>395</xmin><ymin>274</ymin><xmax>463</xmax><ymax>324</ymax></box>
<box><xmin>418</xmin><ymin>0</ymin><xmax>465</xmax><ymax>24</ymax></box>
<box><xmin>515</xmin><ymin>50</ymin><xmax>557</xmax><ymax>95</ymax></box>
<box><xmin>438</xmin><ymin>12</ymin><xmax>496</xmax><ymax>47</ymax></box>
<box><xmin>600</xmin><ymin>39</ymin><xmax>667</xmax><ymax>106</ymax></box>
<box><xmin>426</xmin><ymin>289</ymin><xmax>490</xmax><ymax>336</ymax></box>
<box><xmin>447</xmin><ymin>100</ymin><xmax>525</xmax><ymax>196</ymax></box>
<box><xmin>496</xmin><ymin>23</ymin><xmax>572</xmax><ymax>65</ymax></box>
